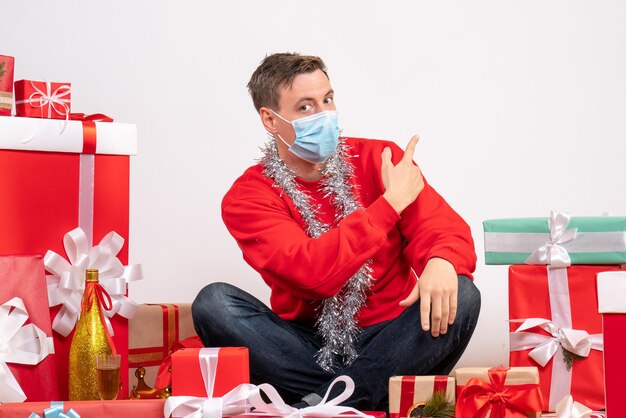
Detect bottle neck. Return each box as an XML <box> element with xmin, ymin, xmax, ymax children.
<box><xmin>86</xmin><ymin>269</ymin><xmax>99</xmax><ymax>283</ymax></box>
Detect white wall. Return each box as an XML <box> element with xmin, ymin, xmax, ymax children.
<box><xmin>3</xmin><ymin>0</ymin><xmax>625</xmax><ymax>368</ymax></box>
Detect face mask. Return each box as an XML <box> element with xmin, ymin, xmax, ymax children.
<box><xmin>271</xmin><ymin>110</ymin><xmax>340</xmax><ymax>164</ymax></box>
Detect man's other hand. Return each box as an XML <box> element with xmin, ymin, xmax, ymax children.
<box><xmin>399</xmin><ymin>257</ymin><xmax>458</xmax><ymax>337</ymax></box>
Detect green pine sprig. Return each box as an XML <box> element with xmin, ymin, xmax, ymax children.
<box><xmin>420</xmin><ymin>390</ymin><xmax>455</xmax><ymax>417</ymax></box>
<box><xmin>0</xmin><ymin>62</ymin><xmax>6</xmax><ymax>80</ymax></box>
<box><xmin>562</xmin><ymin>347</ymin><xmax>585</xmax><ymax>371</ymax></box>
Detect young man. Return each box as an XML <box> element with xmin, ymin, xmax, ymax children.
<box><xmin>192</xmin><ymin>53</ymin><xmax>480</xmax><ymax>410</ymax></box>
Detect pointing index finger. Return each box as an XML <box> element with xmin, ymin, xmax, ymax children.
<box><xmin>402</xmin><ymin>135</ymin><xmax>420</xmax><ymax>163</ymax></box>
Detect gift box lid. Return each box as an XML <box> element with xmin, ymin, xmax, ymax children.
<box><xmin>483</xmin><ymin>216</ymin><xmax>626</xmax><ymax>265</ymax></box>
<box><xmin>0</xmin><ymin>115</ymin><xmax>137</xmax><ymax>155</ymax></box>
<box><xmin>597</xmin><ymin>271</ymin><xmax>626</xmax><ymax>313</ymax></box>
<box><xmin>453</xmin><ymin>366</ymin><xmax>539</xmax><ymax>386</ymax></box>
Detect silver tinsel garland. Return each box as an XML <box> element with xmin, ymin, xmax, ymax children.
<box><xmin>261</xmin><ymin>137</ymin><xmax>374</xmax><ymax>372</ymax></box>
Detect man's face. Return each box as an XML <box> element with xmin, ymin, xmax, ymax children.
<box><xmin>271</xmin><ymin>69</ymin><xmax>336</xmax><ymax>145</ymax></box>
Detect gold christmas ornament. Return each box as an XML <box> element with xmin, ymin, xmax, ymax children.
<box><xmin>130</xmin><ymin>365</ymin><xmax>171</xmax><ymax>399</ymax></box>
<box><xmin>68</xmin><ymin>269</ymin><xmax>117</xmax><ymax>400</ymax></box>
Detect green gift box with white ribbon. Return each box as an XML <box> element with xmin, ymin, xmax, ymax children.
<box><xmin>483</xmin><ymin>211</ymin><xmax>626</xmax><ymax>265</ymax></box>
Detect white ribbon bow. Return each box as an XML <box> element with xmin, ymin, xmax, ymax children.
<box><xmin>0</xmin><ymin>297</ymin><xmax>55</xmax><ymax>404</ymax></box>
<box><xmin>525</xmin><ymin>211</ymin><xmax>578</xmax><ymax>267</ymax></box>
<box><xmin>555</xmin><ymin>395</ymin><xmax>593</xmax><ymax>418</ymax></box>
<box><xmin>249</xmin><ymin>375</ymin><xmax>374</xmax><ymax>418</ymax></box>
<box><xmin>163</xmin><ymin>346</ymin><xmax>372</xmax><ymax>418</ymax></box>
<box><xmin>510</xmin><ymin>318</ymin><xmax>602</xmax><ymax>367</ymax></box>
<box><xmin>44</xmin><ymin>227</ymin><xmax>143</xmax><ymax>337</ymax></box>
<box><xmin>164</xmin><ymin>383</ymin><xmax>256</xmax><ymax>418</ymax></box>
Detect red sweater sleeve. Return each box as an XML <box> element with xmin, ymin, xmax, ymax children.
<box><xmin>383</xmin><ymin>142</ymin><xmax>477</xmax><ymax>278</ymax></box>
<box><xmin>221</xmin><ymin>171</ymin><xmax>400</xmax><ymax>300</ymax></box>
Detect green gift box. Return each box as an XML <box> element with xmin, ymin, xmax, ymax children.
<box><xmin>483</xmin><ymin>212</ymin><xmax>626</xmax><ymax>265</ymax></box>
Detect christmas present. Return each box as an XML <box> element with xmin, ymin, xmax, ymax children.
<box><xmin>0</xmin><ymin>255</ymin><xmax>57</xmax><ymax>403</ymax></box>
<box><xmin>0</xmin><ymin>113</ymin><xmax>136</xmax><ymax>154</ymax></box>
<box><xmin>0</xmin><ymin>55</ymin><xmax>14</xmax><ymax>116</ymax></box>
<box><xmin>454</xmin><ymin>366</ymin><xmax>543</xmax><ymax>418</ymax></box>
<box><xmin>389</xmin><ymin>375</ymin><xmax>455</xmax><ymax>418</ymax></box>
<box><xmin>171</xmin><ymin>347</ymin><xmax>249</xmax><ymax>397</ymax></box>
<box><xmin>508</xmin><ymin>265</ymin><xmax>622</xmax><ymax>411</ymax></box>
<box><xmin>0</xmin><ymin>399</ymin><xmax>165</xmax><ymax>418</ymax></box>
<box><xmin>14</xmin><ymin>79</ymin><xmax>71</xmax><ymax>119</ymax></box>
<box><xmin>483</xmin><ymin>211</ymin><xmax>626</xmax><ymax>265</ymax></box>
<box><xmin>128</xmin><ymin>303</ymin><xmax>197</xmax><ymax>395</ymax></box>
<box><xmin>0</xmin><ymin>114</ymin><xmax>138</xmax><ymax>400</ymax></box>
<box><xmin>597</xmin><ymin>271</ymin><xmax>626</xmax><ymax>418</ymax></box>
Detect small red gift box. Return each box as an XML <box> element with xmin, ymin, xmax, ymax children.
<box><xmin>454</xmin><ymin>366</ymin><xmax>543</xmax><ymax>418</ymax></box>
<box><xmin>0</xmin><ymin>399</ymin><xmax>165</xmax><ymax>418</ymax></box>
<box><xmin>0</xmin><ymin>255</ymin><xmax>60</xmax><ymax>402</ymax></box>
<box><xmin>0</xmin><ymin>55</ymin><xmax>14</xmax><ymax>116</ymax></box>
<box><xmin>389</xmin><ymin>375</ymin><xmax>455</xmax><ymax>418</ymax></box>
<box><xmin>14</xmin><ymin>79</ymin><xmax>71</xmax><ymax>119</ymax></box>
<box><xmin>171</xmin><ymin>347</ymin><xmax>250</xmax><ymax>397</ymax></box>
<box><xmin>597</xmin><ymin>271</ymin><xmax>626</xmax><ymax>418</ymax></box>
<box><xmin>0</xmin><ymin>114</ymin><xmax>137</xmax><ymax>400</ymax></box>
<box><xmin>509</xmin><ymin>265</ymin><xmax>622</xmax><ymax>411</ymax></box>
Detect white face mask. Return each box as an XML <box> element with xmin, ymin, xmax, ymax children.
<box><xmin>272</xmin><ymin>110</ymin><xmax>340</xmax><ymax>164</ymax></box>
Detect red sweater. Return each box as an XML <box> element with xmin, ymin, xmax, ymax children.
<box><xmin>221</xmin><ymin>137</ymin><xmax>476</xmax><ymax>327</ymax></box>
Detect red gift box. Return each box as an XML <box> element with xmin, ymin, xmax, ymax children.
<box><xmin>0</xmin><ymin>399</ymin><xmax>165</xmax><ymax>418</ymax></box>
<box><xmin>508</xmin><ymin>265</ymin><xmax>623</xmax><ymax>412</ymax></box>
<box><xmin>389</xmin><ymin>375</ymin><xmax>455</xmax><ymax>418</ymax></box>
<box><xmin>597</xmin><ymin>271</ymin><xmax>626</xmax><ymax>418</ymax></box>
<box><xmin>0</xmin><ymin>255</ymin><xmax>60</xmax><ymax>402</ymax></box>
<box><xmin>0</xmin><ymin>55</ymin><xmax>14</xmax><ymax>116</ymax></box>
<box><xmin>171</xmin><ymin>347</ymin><xmax>249</xmax><ymax>397</ymax></box>
<box><xmin>0</xmin><ymin>115</ymin><xmax>137</xmax><ymax>400</ymax></box>
<box><xmin>14</xmin><ymin>79</ymin><xmax>71</xmax><ymax>119</ymax></box>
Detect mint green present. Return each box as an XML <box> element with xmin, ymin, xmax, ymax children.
<box><xmin>483</xmin><ymin>211</ymin><xmax>626</xmax><ymax>265</ymax></box>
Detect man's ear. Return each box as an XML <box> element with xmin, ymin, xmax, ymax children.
<box><xmin>259</xmin><ymin>107</ymin><xmax>277</xmax><ymax>134</ymax></box>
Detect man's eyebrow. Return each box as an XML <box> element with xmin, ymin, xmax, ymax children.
<box><xmin>295</xmin><ymin>90</ymin><xmax>335</xmax><ymax>103</ymax></box>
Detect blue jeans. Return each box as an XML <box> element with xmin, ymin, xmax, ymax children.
<box><xmin>192</xmin><ymin>275</ymin><xmax>480</xmax><ymax>411</ymax></box>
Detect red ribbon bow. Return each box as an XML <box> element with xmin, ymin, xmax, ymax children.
<box><xmin>69</xmin><ymin>112</ymin><xmax>114</xmax><ymax>154</ymax></box>
<box><xmin>455</xmin><ymin>367</ymin><xmax>543</xmax><ymax>418</ymax></box>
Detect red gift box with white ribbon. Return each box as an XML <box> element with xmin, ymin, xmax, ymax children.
<box><xmin>0</xmin><ymin>114</ymin><xmax>138</xmax><ymax>400</ymax></box>
<box><xmin>597</xmin><ymin>271</ymin><xmax>626</xmax><ymax>418</ymax></box>
<box><xmin>509</xmin><ymin>265</ymin><xmax>623</xmax><ymax>411</ymax></box>
<box><xmin>171</xmin><ymin>347</ymin><xmax>250</xmax><ymax>397</ymax></box>
<box><xmin>14</xmin><ymin>79</ymin><xmax>71</xmax><ymax>120</ymax></box>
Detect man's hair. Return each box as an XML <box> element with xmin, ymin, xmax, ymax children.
<box><xmin>247</xmin><ymin>52</ymin><xmax>328</xmax><ymax>112</ymax></box>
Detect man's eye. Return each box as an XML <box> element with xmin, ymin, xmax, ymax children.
<box><xmin>300</xmin><ymin>104</ymin><xmax>312</xmax><ymax>112</ymax></box>
<box><xmin>324</xmin><ymin>97</ymin><xmax>333</xmax><ymax>104</ymax></box>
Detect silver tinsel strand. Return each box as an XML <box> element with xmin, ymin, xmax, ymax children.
<box><xmin>261</xmin><ymin>137</ymin><xmax>374</xmax><ymax>372</ymax></box>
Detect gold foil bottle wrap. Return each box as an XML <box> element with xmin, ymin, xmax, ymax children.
<box><xmin>68</xmin><ymin>269</ymin><xmax>114</xmax><ymax>400</ymax></box>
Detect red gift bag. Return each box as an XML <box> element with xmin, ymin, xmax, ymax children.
<box><xmin>0</xmin><ymin>255</ymin><xmax>60</xmax><ymax>402</ymax></box>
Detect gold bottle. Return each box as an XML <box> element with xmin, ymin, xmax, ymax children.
<box><xmin>68</xmin><ymin>269</ymin><xmax>115</xmax><ymax>400</ymax></box>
